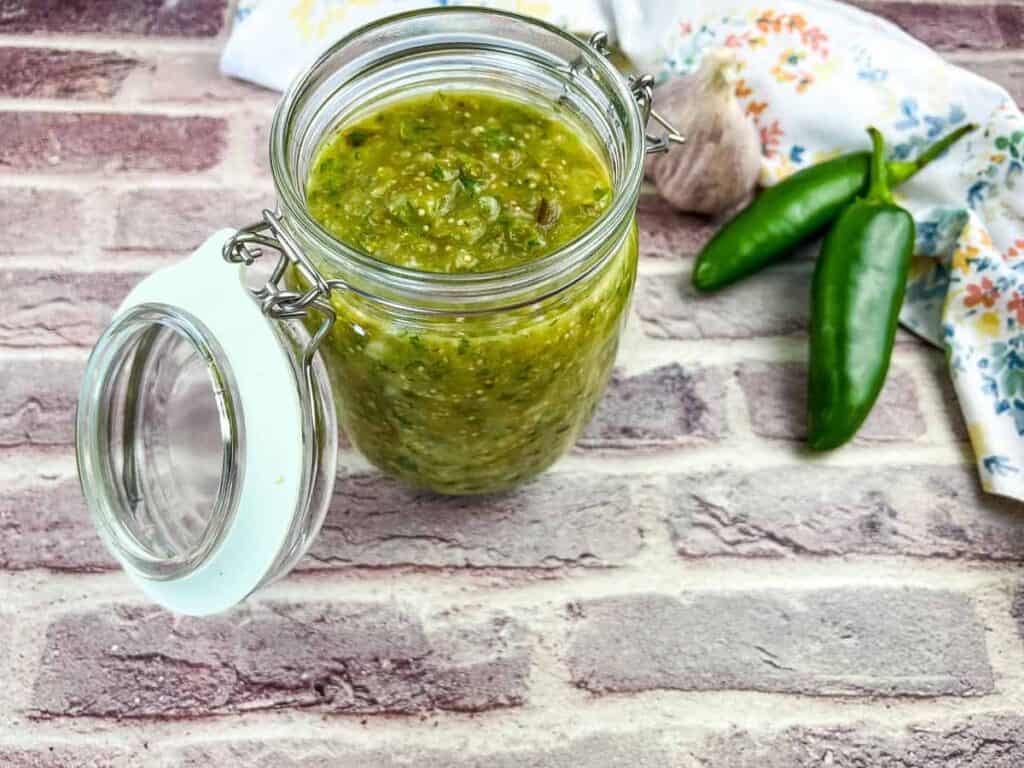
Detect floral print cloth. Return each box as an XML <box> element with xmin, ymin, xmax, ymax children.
<box><xmin>223</xmin><ymin>0</ymin><xmax>1024</xmax><ymax>502</ymax></box>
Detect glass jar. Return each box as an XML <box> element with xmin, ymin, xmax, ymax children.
<box><xmin>76</xmin><ymin>8</ymin><xmax>680</xmax><ymax>614</ymax></box>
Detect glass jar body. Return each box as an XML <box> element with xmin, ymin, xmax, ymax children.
<box><xmin>271</xmin><ymin>8</ymin><xmax>647</xmax><ymax>494</ymax></box>
<box><xmin>311</xmin><ymin>225</ymin><xmax>637</xmax><ymax>494</ymax></box>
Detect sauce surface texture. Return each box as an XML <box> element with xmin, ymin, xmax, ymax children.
<box><xmin>306</xmin><ymin>91</ymin><xmax>612</xmax><ymax>272</ymax></box>
<box><xmin>303</xmin><ymin>90</ymin><xmax>635</xmax><ymax>494</ymax></box>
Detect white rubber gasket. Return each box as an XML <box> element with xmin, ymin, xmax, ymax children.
<box><xmin>109</xmin><ymin>229</ymin><xmax>304</xmax><ymax>615</ymax></box>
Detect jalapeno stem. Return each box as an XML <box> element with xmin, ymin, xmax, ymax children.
<box><xmin>888</xmin><ymin>122</ymin><xmax>977</xmax><ymax>185</ymax></box>
<box><xmin>866</xmin><ymin>127</ymin><xmax>893</xmax><ymax>204</ymax></box>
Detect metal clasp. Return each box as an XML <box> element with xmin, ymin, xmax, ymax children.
<box><xmin>223</xmin><ymin>210</ymin><xmax>337</xmax><ymax>368</ymax></box>
<box><xmin>588</xmin><ymin>32</ymin><xmax>685</xmax><ymax>155</ymax></box>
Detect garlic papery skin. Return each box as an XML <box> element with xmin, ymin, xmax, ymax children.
<box><xmin>644</xmin><ymin>48</ymin><xmax>762</xmax><ymax>216</ymax></box>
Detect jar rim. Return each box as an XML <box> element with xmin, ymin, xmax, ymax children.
<box><xmin>268</xmin><ymin>6</ymin><xmax>644</xmax><ymax>306</ymax></box>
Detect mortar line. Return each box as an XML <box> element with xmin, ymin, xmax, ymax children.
<box><xmin>4</xmin><ymin>690</ymin><xmax>1023</xmax><ymax>752</ymax></box>
<box><xmin>0</xmin><ymin>36</ymin><xmax>228</xmax><ymax>53</ymax></box>
<box><xmin>4</xmin><ymin>556</ymin><xmax>1023</xmax><ymax>614</ymax></box>
<box><xmin>0</xmin><ymin>437</ymin><xmax>978</xmax><ymax>482</ymax></box>
<box><xmin>0</xmin><ymin>98</ymin><xmax>275</xmax><ymax>118</ymax></box>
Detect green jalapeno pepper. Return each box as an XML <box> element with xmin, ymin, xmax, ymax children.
<box><xmin>807</xmin><ymin>127</ymin><xmax>915</xmax><ymax>451</ymax></box>
<box><xmin>692</xmin><ymin>123</ymin><xmax>975</xmax><ymax>292</ymax></box>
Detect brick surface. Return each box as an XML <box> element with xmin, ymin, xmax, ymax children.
<box><xmin>0</xmin><ymin>618</ymin><xmax>10</xmax><ymax>688</ymax></box>
<box><xmin>0</xmin><ymin>188</ymin><xmax>86</xmax><ymax>257</ymax></box>
<box><xmin>169</xmin><ymin>717</ymin><xmax>1024</xmax><ymax>768</ymax></box>
<box><xmin>172</xmin><ymin>734</ymin><xmax>685</xmax><ymax>768</ymax></box>
<box><xmin>119</xmin><ymin>52</ymin><xmax>277</xmax><ymax>105</ymax></box>
<box><xmin>0</xmin><ymin>0</ymin><xmax>1017</xmax><ymax>754</ymax></box>
<box><xmin>3</xmin><ymin>269</ymin><xmax>140</xmax><ymax>348</ymax></box>
<box><xmin>0</xmin><ymin>747</ymin><xmax>137</xmax><ymax>768</ymax></box>
<box><xmin>0</xmin><ymin>357</ymin><xmax>82</xmax><ymax>448</ymax></box>
<box><xmin>669</xmin><ymin>464</ymin><xmax>1024</xmax><ymax>559</ymax></box>
<box><xmin>0</xmin><ymin>0</ymin><xmax>227</xmax><ymax>36</ymax></box>
<box><xmin>32</xmin><ymin>603</ymin><xmax>529</xmax><ymax>718</ymax></box>
<box><xmin>699</xmin><ymin>715</ymin><xmax>1024</xmax><ymax>767</ymax></box>
<box><xmin>253</xmin><ymin>121</ymin><xmax>271</xmax><ymax>175</ymax></box>
<box><xmin>305</xmin><ymin>472</ymin><xmax>651</xmax><ymax>570</ymax></box>
<box><xmin>635</xmin><ymin>194</ymin><xmax>718</xmax><ymax>259</ymax></box>
<box><xmin>0</xmin><ymin>476</ymin><xmax>114</xmax><ymax>571</ymax></box>
<box><xmin>0</xmin><ymin>48</ymin><xmax>138</xmax><ymax>99</ymax></box>
<box><xmin>851</xmin><ymin>1</ymin><xmax>1024</xmax><ymax>50</ymax></box>
<box><xmin>635</xmin><ymin>267</ymin><xmax>811</xmax><ymax>340</ymax></box>
<box><xmin>0</xmin><ymin>113</ymin><xmax>226</xmax><ymax>174</ymax></box>
<box><xmin>1010</xmin><ymin>583</ymin><xmax>1024</xmax><ymax>638</ymax></box>
<box><xmin>568</xmin><ymin>589</ymin><xmax>993</xmax><ymax>697</ymax></box>
<box><xmin>0</xmin><ymin>48</ymin><xmax>275</xmax><ymax>105</ymax></box>
<box><xmin>108</xmin><ymin>188</ymin><xmax>274</xmax><ymax>252</ymax></box>
<box><xmin>736</xmin><ymin>362</ymin><xmax>927</xmax><ymax>442</ymax></box>
<box><xmin>579</xmin><ymin>363</ymin><xmax>725</xmax><ymax>448</ymax></box>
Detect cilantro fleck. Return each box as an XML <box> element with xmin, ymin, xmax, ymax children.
<box><xmin>346</xmin><ymin>130</ymin><xmax>371</xmax><ymax>147</ymax></box>
<box><xmin>483</xmin><ymin>127</ymin><xmax>511</xmax><ymax>150</ymax></box>
<box><xmin>458</xmin><ymin>167</ymin><xmax>480</xmax><ymax>194</ymax></box>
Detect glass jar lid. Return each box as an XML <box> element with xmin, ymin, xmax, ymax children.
<box><xmin>76</xmin><ymin>226</ymin><xmax>337</xmax><ymax>615</ymax></box>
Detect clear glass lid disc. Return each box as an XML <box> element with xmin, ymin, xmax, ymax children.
<box><xmin>77</xmin><ymin>305</ymin><xmax>242</xmax><ymax>582</ymax></box>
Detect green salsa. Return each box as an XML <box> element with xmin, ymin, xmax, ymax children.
<box><xmin>306</xmin><ymin>91</ymin><xmax>612</xmax><ymax>273</ymax></box>
<box><xmin>302</xmin><ymin>90</ymin><xmax>637</xmax><ymax>494</ymax></box>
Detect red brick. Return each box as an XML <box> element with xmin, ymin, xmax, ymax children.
<box><xmin>2</xmin><ymin>269</ymin><xmax>141</xmax><ymax>348</ymax></box>
<box><xmin>579</xmin><ymin>363</ymin><xmax>725</xmax><ymax>448</ymax></box>
<box><xmin>0</xmin><ymin>356</ymin><xmax>82</xmax><ymax>448</ymax></box>
<box><xmin>305</xmin><ymin>472</ymin><xmax>651</xmax><ymax>570</ymax></box>
<box><xmin>635</xmin><ymin>194</ymin><xmax>718</xmax><ymax>259</ymax></box>
<box><xmin>701</xmin><ymin>716</ymin><xmax>1024</xmax><ymax>767</ymax></box>
<box><xmin>0</xmin><ymin>113</ymin><xmax>225</xmax><ymax>174</ymax></box>
<box><xmin>108</xmin><ymin>188</ymin><xmax>274</xmax><ymax>252</ymax></box>
<box><xmin>736</xmin><ymin>362</ymin><xmax>926</xmax><ymax>443</ymax></box>
<box><xmin>32</xmin><ymin>603</ymin><xmax>529</xmax><ymax>718</ymax></box>
<box><xmin>568</xmin><ymin>589</ymin><xmax>992</xmax><ymax>697</ymax></box>
<box><xmin>0</xmin><ymin>48</ymin><xmax>138</xmax><ymax>99</ymax></box>
<box><xmin>669</xmin><ymin>464</ymin><xmax>1024</xmax><ymax>560</ymax></box>
<box><xmin>850</xmin><ymin>1</ymin><xmax>1023</xmax><ymax>50</ymax></box>
<box><xmin>996</xmin><ymin>3</ymin><xmax>1024</xmax><ymax>47</ymax></box>
<box><xmin>0</xmin><ymin>188</ymin><xmax>85</xmax><ymax>256</ymax></box>
<box><xmin>0</xmin><ymin>475</ymin><xmax>115</xmax><ymax>571</ymax></box>
<box><xmin>0</xmin><ymin>47</ymin><xmax>276</xmax><ymax>105</ymax></box>
<box><xmin>0</xmin><ymin>0</ymin><xmax>227</xmax><ymax>37</ymax></box>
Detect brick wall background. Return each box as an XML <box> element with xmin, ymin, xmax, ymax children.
<box><xmin>2</xmin><ymin>1</ymin><xmax>1024</xmax><ymax>765</ymax></box>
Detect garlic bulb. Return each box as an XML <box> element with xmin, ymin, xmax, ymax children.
<box><xmin>644</xmin><ymin>48</ymin><xmax>762</xmax><ymax>216</ymax></box>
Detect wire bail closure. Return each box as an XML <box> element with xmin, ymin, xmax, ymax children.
<box><xmin>223</xmin><ymin>210</ymin><xmax>338</xmax><ymax>368</ymax></box>
<box><xmin>587</xmin><ymin>32</ymin><xmax>685</xmax><ymax>155</ymax></box>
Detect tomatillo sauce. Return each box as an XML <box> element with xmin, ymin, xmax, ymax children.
<box><xmin>307</xmin><ymin>91</ymin><xmax>614</xmax><ymax>273</ymax></box>
<box><xmin>301</xmin><ymin>91</ymin><xmax>637</xmax><ymax>494</ymax></box>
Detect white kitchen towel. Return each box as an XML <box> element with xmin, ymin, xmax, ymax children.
<box><xmin>223</xmin><ymin>0</ymin><xmax>1024</xmax><ymax>502</ymax></box>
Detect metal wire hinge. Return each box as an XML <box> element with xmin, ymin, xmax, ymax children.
<box><xmin>223</xmin><ymin>210</ymin><xmax>338</xmax><ymax>366</ymax></box>
<box><xmin>588</xmin><ymin>32</ymin><xmax>685</xmax><ymax>155</ymax></box>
